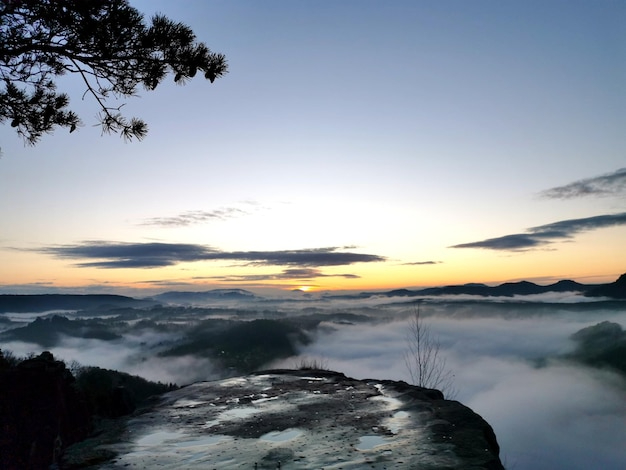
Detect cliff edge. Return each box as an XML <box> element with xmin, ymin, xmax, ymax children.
<box><xmin>64</xmin><ymin>369</ymin><xmax>503</xmax><ymax>469</ymax></box>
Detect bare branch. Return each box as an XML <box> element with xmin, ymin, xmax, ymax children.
<box><xmin>403</xmin><ymin>302</ymin><xmax>457</xmax><ymax>398</ymax></box>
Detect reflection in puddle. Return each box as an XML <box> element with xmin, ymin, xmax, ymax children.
<box><xmin>356</xmin><ymin>435</ymin><xmax>388</xmax><ymax>450</ymax></box>
<box><xmin>136</xmin><ymin>430</ymin><xmax>183</xmax><ymax>446</ymax></box>
<box><xmin>370</xmin><ymin>393</ymin><xmax>403</xmax><ymax>409</ymax></box>
<box><xmin>260</xmin><ymin>428</ymin><xmax>303</xmax><ymax>443</ymax></box>
<box><xmin>136</xmin><ymin>431</ymin><xmax>230</xmax><ymax>449</ymax></box>
<box><xmin>222</xmin><ymin>406</ymin><xmax>258</xmax><ymax>419</ymax></box>
<box><xmin>387</xmin><ymin>410</ymin><xmax>410</xmax><ymax>434</ymax></box>
<box><xmin>177</xmin><ymin>435</ymin><xmax>230</xmax><ymax>448</ymax></box>
<box><xmin>204</xmin><ymin>406</ymin><xmax>258</xmax><ymax>428</ymax></box>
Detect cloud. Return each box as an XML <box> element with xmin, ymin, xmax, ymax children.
<box><xmin>402</xmin><ymin>260</ymin><xmax>442</xmax><ymax>266</ymax></box>
<box><xmin>206</xmin><ymin>247</ymin><xmax>384</xmax><ymax>267</ymax></box>
<box><xmin>33</xmin><ymin>241</ymin><xmax>385</xmax><ymax>269</ymax></box>
<box><xmin>36</xmin><ymin>241</ymin><xmax>218</xmax><ymax>268</ymax></box>
<box><xmin>540</xmin><ymin>168</ymin><xmax>626</xmax><ymax>199</ymax></box>
<box><xmin>139</xmin><ymin>203</ymin><xmax>261</xmax><ymax>227</ymax></box>
<box><xmin>209</xmin><ymin>268</ymin><xmax>360</xmax><ymax>283</ymax></box>
<box><xmin>451</xmin><ymin>212</ymin><xmax>626</xmax><ymax>251</ymax></box>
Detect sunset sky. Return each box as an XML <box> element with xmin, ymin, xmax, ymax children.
<box><xmin>1</xmin><ymin>0</ymin><xmax>625</xmax><ymax>295</ymax></box>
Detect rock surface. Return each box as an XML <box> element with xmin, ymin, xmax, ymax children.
<box><xmin>64</xmin><ymin>369</ymin><xmax>503</xmax><ymax>469</ymax></box>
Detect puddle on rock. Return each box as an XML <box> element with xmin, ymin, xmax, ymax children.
<box><xmin>221</xmin><ymin>406</ymin><xmax>258</xmax><ymax>419</ymax></box>
<box><xmin>204</xmin><ymin>406</ymin><xmax>258</xmax><ymax>428</ymax></box>
<box><xmin>355</xmin><ymin>435</ymin><xmax>389</xmax><ymax>451</ymax></box>
<box><xmin>387</xmin><ymin>410</ymin><xmax>410</xmax><ymax>434</ymax></box>
<box><xmin>260</xmin><ymin>428</ymin><xmax>303</xmax><ymax>443</ymax></box>
<box><xmin>370</xmin><ymin>385</ymin><xmax>403</xmax><ymax>409</ymax></box>
<box><xmin>176</xmin><ymin>435</ymin><xmax>230</xmax><ymax>448</ymax></box>
<box><xmin>136</xmin><ymin>430</ymin><xmax>184</xmax><ymax>446</ymax></box>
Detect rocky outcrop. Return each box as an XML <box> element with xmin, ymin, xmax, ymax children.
<box><xmin>0</xmin><ymin>351</ymin><xmax>91</xmax><ymax>470</ymax></box>
<box><xmin>63</xmin><ymin>369</ymin><xmax>503</xmax><ymax>469</ymax></box>
<box><xmin>567</xmin><ymin>321</ymin><xmax>626</xmax><ymax>374</ymax></box>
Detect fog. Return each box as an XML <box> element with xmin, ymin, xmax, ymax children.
<box><xmin>281</xmin><ymin>307</ymin><xmax>626</xmax><ymax>470</ymax></box>
<box><xmin>2</xmin><ymin>296</ymin><xmax>625</xmax><ymax>469</ymax></box>
<box><xmin>2</xmin><ymin>332</ymin><xmax>221</xmax><ymax>386</ymax></box>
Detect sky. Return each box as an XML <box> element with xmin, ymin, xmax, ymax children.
<box><xmin>1</xmin><ymin>0</ymin><xmax>625</xmax><ymax>295</ymax></box>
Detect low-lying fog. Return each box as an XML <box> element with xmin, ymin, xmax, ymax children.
<box><xmin>2</xmin><ymin>292</ymin><xmax>625</xmax><ymax>470</ymax></box>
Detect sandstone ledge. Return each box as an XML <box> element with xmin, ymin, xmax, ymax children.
<box><xmin>64</xmin><ymin>369</ymin><xmax>503</xmax><ymax>469</ymax></box>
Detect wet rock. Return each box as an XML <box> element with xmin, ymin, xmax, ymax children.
<box><xmin>63</xmin><ymin>369</ymin><xmax>503</xmax><ymax>469</ymax></box>
<box><xmin>260</xmin><ymin>447</ymin><xmax>294</xmax><ymax>468</ymax></box>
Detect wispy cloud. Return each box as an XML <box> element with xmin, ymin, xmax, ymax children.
<box><xmin>33</xmin><ymin>241</ymin><xmax>385</xmax><ymax>269</ymax></box>
<box><xmin>209</xmin><ymin>268</ymin><xmax>360</xmax><ymax>283</ymax></box>
<box><xmin>402</xmin><ymin>260</ymin><xmax>442</xmax><ymax>266</ymax></box>
<box><xmin>451</xmin><ymin>212</ymin><xmax>626</xmax><ymax>251</ymax></box>
<box><xmin>139</xmin><ymin>202</ymin><xmax>262</xmax><ymax>227</ymax></box>
<box><xmin>540</xmin><ymin>168</ymin><xmax>626</xmax><ymax>199</ymax></box>
<box><xmin>140</xmin><ymin>209</ymin><xmax>246</xmax><ymax>227</ymax></box>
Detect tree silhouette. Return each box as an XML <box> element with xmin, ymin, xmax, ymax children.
<box><xmin>0</xmin><ymin>0</ymin><xmax>227</xmax><ymax>144</ymax></box>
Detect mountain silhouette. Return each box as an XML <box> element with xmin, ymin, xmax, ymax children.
<box><xmin>585</xmin><ymin>273</ymin><xmax>626</xmax><ymax>299</ymax></box>
<box><xmin>355</xmin><ymin>279</ymin><xmax>591</xmax><ymax>298</ymax></box>
<box><xmin>150</xmin><ymin>288</ymin><xmax>258</xmax><ymax>304</ymax></box>
<box><xmin>0</xmin><ymin>294</ymin><xmax>154</xmax><ymax>313</ymax></box>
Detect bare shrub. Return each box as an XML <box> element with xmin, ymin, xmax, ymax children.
<box><xmin>404</xmin><ymin>303</ymin><xmax>456</xmax><ymax>398</ymax></box>
<box><xmin>295</xmin><ymin>356</ymin><xmax>329</xmax><ymax>371</ymax></box>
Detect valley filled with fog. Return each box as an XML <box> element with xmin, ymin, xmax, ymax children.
<box><xmin>1</xmin><ymin>291</ymin><xmax>625</xmax><ymax>470</ymax></box>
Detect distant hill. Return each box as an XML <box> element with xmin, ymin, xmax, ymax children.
<box><xmin>350</xmin><ymin>275</ymin><xmax>626</xmax><ymax>300</ymax></box>
<box><xmin>0</xmin><ymin>294</ymin><xmax>155</xmax><ymax>313</ymax></box>
<box><xmin>2</xmin><ymin>275</ymin><xmax>624</xmax><ymax>310</ymax></box>
<box><xmin>584</xmin><ymin>273</ymin><xmax>626</xmax><ymax>299</ymax></box>
<box><xmin>150</xmin><ymin>289</ymin><xmax>258</xmax><ymax>304</ymax></box>
<box><xmin>353</xmin><ymin>279</ymin><xmax>591</xmax><ymax>298</ymax></box>
<box><xmin>0</xmin><ymin>315</ymin><xmax>121</xmax><ymax>347</ymax></box>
